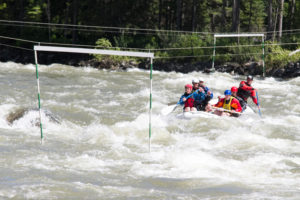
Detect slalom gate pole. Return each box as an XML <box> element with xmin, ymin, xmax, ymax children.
<box><xmin>149</xmin><ymin>58</ymin><xmax>153</xmax><ymax>152</ymax></box>
<box><xmin>212</xmin><ymin>36</ymin><xmax>216</xmax><ymax>71</ymax></box>
<box><xmin>34</xmin><ymin>50</ymin><xmax>44</xmax><ymax>144</ymax></box>
<box><xmin>262</xmin><ymin>36</ymin><xmax>265</xmax><ymax>77</ymax></box>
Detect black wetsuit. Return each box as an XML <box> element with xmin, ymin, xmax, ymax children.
<box><xmin>232</xmin><ymin>95</ymin><xmax>247</xmax><ymax>112</ymax></box>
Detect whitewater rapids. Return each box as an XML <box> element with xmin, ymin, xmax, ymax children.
<box><xmin>0</xmin><ymin>61</ymin><xmax>299</xmax><ymax>199</ymax></box>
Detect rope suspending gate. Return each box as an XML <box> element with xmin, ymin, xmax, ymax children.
<box><xmin>33</xmin><ymin>45</ymin><xmax>154</xmax><ymax>152</ymax></box>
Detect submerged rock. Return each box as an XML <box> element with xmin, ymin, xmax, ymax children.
<box><xmin>6</xmin><ymin>108</ymin><xmax>27</xmax><ymax>124</ymax></box>
<box><xmin>6</xmin><ymin>107</ymin><xmax>60</xmax><ymax>126</ymax></box>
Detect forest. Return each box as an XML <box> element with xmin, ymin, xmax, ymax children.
<box><xmin>0</xmin><ymin>0</ymin><xmax>300</xmax><ymax>70</ymax></box>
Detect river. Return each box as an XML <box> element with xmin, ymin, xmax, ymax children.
<box><xmin>0</xmin><ymin>61</ymin><xmax>299</xmax><ymax>199</ymax></box>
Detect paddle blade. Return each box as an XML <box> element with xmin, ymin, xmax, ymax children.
<box><xmin>161</xmin><ymin>104</ymin><xmax>178</xmax><ymax>116</ymax></box>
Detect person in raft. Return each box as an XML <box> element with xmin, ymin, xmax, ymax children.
<box><xmin>191</xmin><ymin>79</ymin><xmax>199</xmax><ymax>92</ymax></box>
<box><xmin>231</xmin><ymin>86</ymin><xmax>247</xmax><ymax>112</ymax></box>
<box><xmin>198</xmin><ymin>79</ymin><xmax>213</xmax><ymax>111</ymax></box>
<box><xmin>192</xmin><ymin>85</ymin><xmax>206</xmax><ymax>111</ymax></box>
<box><xmin>237</xmin><ymin>75</ymin><xmax>260</xmax><ymax>110</ymax></box>
<box><xmin>213</xmin><ymin>90</ymin><xmax>242</xmax><ymax>117</ymax></box>
<box><xmin>179</xmin><ymin>84</ymin><xmax>197</xmax><ymax>112</ymax></box>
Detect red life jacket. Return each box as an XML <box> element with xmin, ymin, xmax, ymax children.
<box><xmin>237</xmin><ymin>81</ymin><xmax>253</xmax><ymax>102</ymax></box>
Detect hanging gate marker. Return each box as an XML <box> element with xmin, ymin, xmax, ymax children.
<box><xmin>212</xmin><ymin>33</ymin><xmax>265</xmax><ymax>77</ymax></box>
<box><xmin>33</xmin><ymin>46</ymin><xmax>154</xmax><ymax>151</ymax></box>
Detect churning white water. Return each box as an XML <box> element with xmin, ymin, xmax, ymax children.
<box><xmin>0</xmin><ymin>61</ymin><xmax>299</xmax><ymax>199</ymax></box>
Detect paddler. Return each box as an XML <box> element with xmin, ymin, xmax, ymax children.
<box><xmin>198</xmin><ymin>79</ymin><xmax>213</xmax><ymax>111</ymax></box>
<box><xmin>237</xmin><ymin>75</ymin><xmax>260</xmax><ymax>110</ymax></box>
<box><xmin>191</xmin><ymin>79</ymin><xmax>199</xmax><ymax>92</ymax></box>
<box><xmin>231</xmin><ymin>86</ymin><xmax>247</xmax><ymax>112</ymax></box>
<box><xmin>179</xmin><ymin>84</ymin><xmax>197</xmax><ymax>112</ymax></box>
<box><xmin>213</xmin><ymin>90</ymin><xmax>242</xmax><ymax>117</ymax></box>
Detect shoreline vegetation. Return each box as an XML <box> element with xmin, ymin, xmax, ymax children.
<box><xmin>1</xmin><ymin>45</ymin><xmax>299</xmax><ymax>79</ymax></box>
<box><xmin>1</xmin><ymin>36</ymin><xmax>300</xmax><ymax>79</ymax></box>
<box><xmin>1</xmin><ymin>1</ymin><xmax>300</xmax><ymax>78</ymax></box>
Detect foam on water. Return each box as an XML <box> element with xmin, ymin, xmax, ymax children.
<box><xmin>0</xmin><ymin>62</ymin><xmax>300</xmax><ymax>199</ymax></box>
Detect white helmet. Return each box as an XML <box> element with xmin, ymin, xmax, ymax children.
<box><xmin>192</xmin><ymin>79</ymin><xmax>199</xmax><ymax>83</ymax></box>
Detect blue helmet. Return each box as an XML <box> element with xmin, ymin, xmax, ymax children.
<box><xmin>224</xmin><ymin>90</ymin><xmax>231</xmax><ymax>95</ymax></box>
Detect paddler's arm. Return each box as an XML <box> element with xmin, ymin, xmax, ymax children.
<box><xmin>250</xmin><ymin>89</ymin><xmax>259</xmax><ymax>106</ymax></box>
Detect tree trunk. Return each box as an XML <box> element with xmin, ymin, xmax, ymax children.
<box><xmin>165</xmin><ymin>1</ymin><xmax>169</xmax><ymax>30</ymax></box>
<box><xmin>47</xmin><ymin>0</ymin><xmax>51</xmax><ymax>42</ymax></box>
<box><xmin>277</xmin><ymin>0</ymin><xmax>284</xmax><ymax>41</ymax></box>
<box><xmin>64</xmin><ymin>0</ymin><xmax>71</xmax><ymax>38</ymax></box>
<box><xmin>176</xmin><ymin>0</ymin><xmax>182</xmax><ymax>30</ymax></box>
<box><xmin>17</xmin><ymin>0</ymin><xmax>25</xmax><ymax>36</ymax></box>
<box><xmin>17</xmin><ymin>0</ymin><xmax>25</xmax><ymax>20</ymax></box>
<box><xmin>273</xmin><ymin>6</ymin><xmax>279</xmax><ymax>42</ymax></box>
<box><xmin>72</xmin><ymin>0</ymin><xmax>78</xmax><ymax>44</ymax></box>
<box><xmin>267</xmin><ymin>0</ymin><xmax>273</xmax><ymax>40</ymax></box>
<box><xmin>191</xmin><ymin>0</ymin><xmax>197</xmax><ymax>31</ymax></box>
<box><xmin>231</xmin><ymin>0</ymin><xmax>240</xmax><ymax>32</ymax></box>
<box><xmin>159</xmin><ymin>0</ymin><xmax>162</xmax><ymax>29</ymax></box>
<box><xmin>248</xmin><ymin>0</ymin><xmax>253</xmax><ymax>31</ymax></box>
<box><xmin>210</xmin><ymin>13</ymin><xmax>215</xmax><ymax>32</ymax></box>
<box><xmin>222</xmin><ymin>0</ymin><xmax>227</xmax><ymax>31</ymax></box>
<box><xmin>287</xmin><ymin>0</ymin><xmax>295</xmax><ymax>29</ymax></box>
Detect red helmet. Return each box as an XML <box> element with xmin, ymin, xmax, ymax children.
<box><xmin>231</xmin><ymin>86</ymin><xmax>238</xmax><ymax>92</ymax></box>
<box><xmin>185</xmin><ymin>84</ymin><xmax>193</xmax><ymax>89</ymax></box>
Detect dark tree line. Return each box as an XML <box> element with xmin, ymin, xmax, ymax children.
<box><xmin>1</xmin><ymin>0</ymin><xmax>299</xmax><ymax>41</ymax></box>
<box><xmin>0</xmin><ymin>0</ymin><xmax>299</xmax><ymax>67</ymax></box>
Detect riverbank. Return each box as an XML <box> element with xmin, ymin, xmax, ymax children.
<box><xmin>1</xmin><ymin>47</ymin><xmax>299</xmax><ymax>78</ymax></box>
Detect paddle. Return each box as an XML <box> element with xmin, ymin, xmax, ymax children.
<box><xmin>161</xmin><ymin>103</ymin><xmax>181</xmax><ymax>116</ymax></box>
<box><xmin>256</xmin><ymin>91</ymin><xmax>262</xmax><ymax>117</ymax></box>
<box><xmin>211</xmin><ymin>106</ymin><xmax>242</xmax><ymax>115</ymax></box>
<box><xmin>161</xmin><ymin>93</ymin><xmax>194</xmax><ymax>116</ymax></box>
<box><xmin>168</xmin><ymin>101</ymin><xmax>178</xmax><ymax>106</ymax></box>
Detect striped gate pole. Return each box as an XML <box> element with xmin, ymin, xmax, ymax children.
<box><xmin>262</xmin><ymin>35</ymin><xmax>265</xmax><ymax>77</ymax></box>
<box><xmin>34</xmin><ymin>50</ymin><xmax>44</xmax><ymax>144</ymax></box>
<box><xmin>149</xmin><ymin>58</ymin><xmax>153</xmax><ymax>152</ymax></box>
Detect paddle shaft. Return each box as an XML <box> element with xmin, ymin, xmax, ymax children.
<box><xmin>212</xmin><ymin>106</ymin><xmax>242</xmax><ymax>115</ymax></box>
<box><xmin>256</xmin><ymin>91</ymin><xmax>262</xmax><ymax>117</ymax></box>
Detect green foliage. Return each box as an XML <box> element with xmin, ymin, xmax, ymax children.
<box><xmin>214</xmin><ymin>37</ymin><xmax>263</xmax><ymax>64</ymax></box>
<box><xmin>240</xmin><ymin>0</ymin><xmax>266</xmax><ymax>32</ymax></box>
<box><xmin>27</xmin><ymin>5</ymin><xmax>42</xmax><ymax>20</ymax></box>
<box><xmin>149</xmin><ymin>33</ymin><xmax>212</xmax><ymax>62</ymax></box>
<box><xmin>95</xmin><ymin>38</ymin><xmax>113</xmax><ymax>49</ymax></box>
<box><xmin>113</xmin><ymin>34</ymin><xmax>130</xmax><ymax>49</ymax></box>
<box><xmin>94</xmin><ymin>38</ymin><xmax>121</xmax><ymax>62</ymax></box>
<box><xmin>265</xmin><ymin>44</ymin><xmax>300</xmax><ymax>69</ymax></box>
<box><xmin>0</xmin><ymin>3</ymin><xmax>7</xmax><ymax>10</ymax></box>
<box><xmin>94</xmin><ymin>38</ymin><xmax>133</xmax><ymax>63</ymax></box>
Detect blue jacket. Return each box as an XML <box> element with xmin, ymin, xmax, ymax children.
<box><xmin>201</xmin><ymin>86</ymin><xmax>213</xmax><ymax>98</ymax></box>
<box><xmin>193</xmin><ymin>90</ymin><xmax>206</xmax><ymax>102</ymax></box>
<box><xmin>179</xmin><ymin>92</ymin><xmax>192</xmax><ymax>105</ymax></box>
<box><xmin>178</xmin><ymin>90</ymin><xmax>206</xmax><ymax>105</ymax></box>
